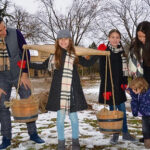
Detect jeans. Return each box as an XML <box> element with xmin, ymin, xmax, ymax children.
<box><xmin>109</xmin><ymin>102</ymin><xmax>128</xmax><ymax>133</ymax></box>
<box><xmin>142</xmin><ymin>116</ymin><xmax>150</xmax><ymax>139</ymax></box>
<box><xmin>0</xmin><ymin>78</ymin><xmax>37</xmax><ymax>139</ymax></box>
<box><xmin>56</xmin><ymin>110</ymin><xmax>79</xmax><ymax>140</ymax></box>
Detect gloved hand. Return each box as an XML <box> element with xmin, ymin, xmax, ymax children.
<box><xmin>103</xmin><ymin>91</ymin><xmax>112</xmax><ymax>100</ymax></box>
<box><xmin>121</xmin><ymin>84</ymin><xmax>127</xmax><ymax>90</ymax></box>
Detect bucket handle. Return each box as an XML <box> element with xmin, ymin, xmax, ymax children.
<box><xmin>103</xmin><ymin>55</ymin><xmax>116</xmax><ymax>110</ymax></box>
<box><xmin>16</xmin><ymin>48</ymin><xmax>31</xmax><ymax>99</ymax></box>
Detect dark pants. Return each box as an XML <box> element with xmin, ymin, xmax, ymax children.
<box><xmin>109</xmin><ymin>102</ymin><xmax>128</xmax><ymax>133</ymax></box>
<box><xmin>0</xmin><ymin>78</ymin><xmax>37</xmax><ymax>139</ymax></box>
<box><xmin>142</xmin><ymin>116</ymin><xmax>150</xmax><ymax>139</ymax></box>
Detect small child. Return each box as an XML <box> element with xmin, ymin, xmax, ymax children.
<box><xmin>128</xmin><ymin>77</ymin><xmax>150</xmax><ymax>149</ymax></box>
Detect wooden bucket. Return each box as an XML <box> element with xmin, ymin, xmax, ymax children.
<box><xmin>96</xmin><ymin>108</ymin><xmax>123</xmax><ymax>134</ymax></box>
<box><xmin>11</xmin><ymin>95</ymin><xmax>39</xmax><ymax>123</ymax></box>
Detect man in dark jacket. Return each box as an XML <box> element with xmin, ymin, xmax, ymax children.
<box><xmin>0</xmin><ymin>17</ymin><xmax>44</xmax><ymax>149</ymax></box>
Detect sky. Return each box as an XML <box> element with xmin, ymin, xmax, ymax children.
<box><xmin>12</xmin><ymin>0</ymin><xmax>73</xmax><ymax>14</ymax></box>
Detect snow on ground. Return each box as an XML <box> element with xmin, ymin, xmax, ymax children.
<box><xmin>0</xmin><ymin>78</ymin><xmax>148</xmax><ymax>150</ymax></box>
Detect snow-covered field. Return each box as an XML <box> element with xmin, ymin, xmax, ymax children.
<box><xmin>1</xmin><ymin>78</ymin><xmax>148</xmax><ymax>150</ymax></box>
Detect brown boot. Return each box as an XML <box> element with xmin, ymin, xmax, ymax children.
<box><xmin>144</xmin><ymin>139</ymin><xmax>150</xmax><ymax>149</ymax></box>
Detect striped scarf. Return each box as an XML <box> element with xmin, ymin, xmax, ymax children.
<box><xmin>0</xmin><ymin>38</ymin><xmax>10</xmax><ymax>71</ymax></box>
<box><xmin>107</xmin><ymin>42</ymin><xmax>128</xmax><ymax>76</ymax></box>
<box><xmin>128</xmin><ymin>49</ymin><xmax>143</xmax><ymax>77</ymax></box>
<box><xmin>48</xmin><ymin>54</ymin><xmax>55</xmax><ymax>72</ymax></box>
<box><xmin>60</xmin><ymin>51</ymin><xmax>75</xmax><ymax>112</ymax></box>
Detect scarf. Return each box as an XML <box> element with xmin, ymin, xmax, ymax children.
<box><xmin>60</xmin><ymin>51</ymin><xmax>75</xmax><ymax>112</ymax></box>
<box><xmin>0</xmin><ymin>38</ymin><xmax>10</xmax><ymax>71</ymax></box>
<box><xmin>107</xmin><ymin>42</ymin><xmax>128</xmax><ymax>76</ymax></box>
<box><xmin>48</xmin><ymin>54</ymin><xmax>55</xmax><ymax>72</ymax></box>
<box><xmin>128</xmin><ymin>49</ymin><xmax>143</xmax><ymax>77</ymax></box>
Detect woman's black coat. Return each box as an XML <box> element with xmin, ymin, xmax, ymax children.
<box><xmin>30</xmin><ymin>49</ymin><xmax>88</xmax><ymax>112</ymax></box>
<box><xmin>80</xmin><ymin>47</ymin><xmax>127</xmax><ymax>105</ymax></box>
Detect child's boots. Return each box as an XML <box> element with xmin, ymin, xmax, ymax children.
<box><xmin>122</xmin><ymin>132</ymin><xmax>137</xmax><ymax>142</ymax></box>
<box><xmin>72</xmin><ymin>138</ymin><xmax>80</xmax><ymax>150</ymax></box>
<box><xmin>58</xmin><ymin>140</ymin><xmax>65</xmax><ymax>150</ymax></box>
<box><xmin>110</xmin><ymin>133</ymin><xmax>119</xmax><ymax>145</ymax></box>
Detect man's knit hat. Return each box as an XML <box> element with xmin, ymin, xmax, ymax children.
<box><xmin>57</xmin><ymin>29</ymin><xmax>71</xmax><ymax>39</ymax></box>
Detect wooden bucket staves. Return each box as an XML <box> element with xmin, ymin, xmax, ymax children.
<box><xmin>96</xmin><ymin>108</ymin><xmax>123</xmax><ymax>134</ymax></box>
<box><xmin>11</xmin><ymin>96</ymin><xmax>39</xmax><ymax>123</ymax></box>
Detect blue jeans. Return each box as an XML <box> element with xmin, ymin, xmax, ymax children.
<box><xmin>109</xmin><ymin>102</ymin><xmax>128</xmax><ymax>133</ymax></box>
<box><xmin>0</xmin><ymin>78</ymin><xmax>37</xmax><ymax>139</ymax></box>
<box><xmin>56</xmin><ymin>110</ymin><xmax>79</xmax><ymax>140</ymax></box>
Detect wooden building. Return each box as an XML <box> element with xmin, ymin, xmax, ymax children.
<box><xmin>30</xmin><ymin>50</ymin><xmax>50</xmax><ymax>78</ymax></box>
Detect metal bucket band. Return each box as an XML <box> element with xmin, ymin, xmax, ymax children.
<box><xmin>98</xmin><ymin>118</ymin><xmax>123</xmax><ymax>122</ymax></box>
<box><xmin>99</xmin><ymin>128</ymin><xmax>122</xmax><ymax>132</ymax></box>
<box><xmin>13</xmin><ymin>114</ymin><xmax>38</xmax><ymax>120</ymax></box>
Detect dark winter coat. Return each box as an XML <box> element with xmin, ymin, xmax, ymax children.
<box><xmin>79</xmin><ymin>45</ymin><xmax>127</xmax><ymax>105</ymax></box>
<box><xmin>30</xmin><ymin>49</ymin><xmax>88</xmax><ymax>112</ymax></box>
<box><xmin>129</xmin><ymin>88</ymin><xmax>150</xmax><ymax>116</ymax></box>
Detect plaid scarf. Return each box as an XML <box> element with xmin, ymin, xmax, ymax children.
<box><xmin>48</xmin><ymin>54</ymin><xmax>55</xmax><ymax>72</ymax></box>
<box><xmin>60</xmin><ymin>51</ymin><xmax>75</xmax><ymax>112</ymax></box>
<box><xmin>107</xmin><ymin>42</ymin><xmax>128</xmax><ymax>76</ymax></box>
<box><xmin>128</xmin><ymin>49</ymin><xmax>143</xmax><ymax>77</ymax></box>
<box><xmin>0</xmin><ymin>38</ymin><xmax>10</xmax><ymax>71</ymax></box>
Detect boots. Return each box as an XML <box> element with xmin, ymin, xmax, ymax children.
<box><xmin>0</xmin><ymin>137</ymin><xmax>11</xmax><ymax>149</ymax></box>
<box><xmin>30</xmin><ymin>133</ymin><xmax>45</xmax><ymax>144</ymax></box>
<box><xmin>72</xmin><ymin>138</ymin><xmax>80</xmax><ymax>150</ymax></box>
<box><xmin>58</xmin><ymin>140</ymin><xmax>65</xmax><ymax>150</ymax></box>
<box><xmin>122</xmin><ymin>132</ymin><xmax>137</xmax><ymax>142</ymax></box>
<box><xmin>110</xmin><ymin>133</ymin><xmax>119</xmax><ymax>145</ymax></box>
<box><xmin>144</xmin><ymin>139</ymin><xmax>150</xmax><ymax>149</ymax></box>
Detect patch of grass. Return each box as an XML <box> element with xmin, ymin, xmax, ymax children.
<box><xmin>13</xmin><ymin>135</ymin><xmax>23</xmax><ymax>140</ymax></box>
<box><xmin>50</xmin><ymin>130</ymin><xmax>56</xmax><ymax>133</ymax></box>
<box><xmin>51</xmin><ymin>118</ymin><xmax>56</xmax><ymax>122</ymax></box>
<box><xmin>128</xmin><ymin>119</ymin><xmax>142</xmax><ymax>125</ymax></box>
<box><xmin>20</xmin><ymin>128</ymin><xmax>27</xmax><ymax>131</ymax></box>
<box><xmin>128</xmin><ymin>129</ymin><xmax>142</xmax><ymax>135</ymax></box>
<box><xmin>80</xmin><ymin>134</ymin><xmax>93</xmax><ymax>138</ymax></box>
<box><xmin>80</xmin><ymin>145</ymin><xmax>113</xmax><ymax>150</ymax></box>
<box><xmin>39</xmin><ymin>144</ymin><xmax>56</xmax><ymax>150</ymax></box>
<box><xmin>83</xmin><ymin>119</ymin><xmax>98</xmax><ymax>128</ymax></box>
<box><xmin>48</xmin><ymin>123</ymin><xmax>55</xmax><ymax>128</ymax></box>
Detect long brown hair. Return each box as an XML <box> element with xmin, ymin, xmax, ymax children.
<box><xmin>55</xmin><ymin>38</ymin><xmax>79</xmax><ymax>69</ymax></box>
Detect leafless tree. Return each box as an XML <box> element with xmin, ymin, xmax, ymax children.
<box><xmin>0</xmin><ymin>0</ymin><xmax>14</xmax><ymax>22</ymax></box>
<box><xmin>36</xmin><ymin>0</ymin><xmax>102</xmax><ymax>45</ymax></box>
<box><xmin>8</xmin><ymin>6</ymin><xmax>44</xmax><ymax>43</ymax></box>
<box><xmin>143</xmin><ymin>0</ymin><xmax>150</xmax><ymax>6</ymax></box>
<box><xmin>95</xmin><ymin>0</ymin><xmax>150</xmax><ymax>48</ymax></box>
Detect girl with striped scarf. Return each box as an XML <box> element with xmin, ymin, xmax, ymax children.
<box><xmin>30</xmin><ymin>29</ymin><xmax>88</xmax><ymax>150</ymax></box>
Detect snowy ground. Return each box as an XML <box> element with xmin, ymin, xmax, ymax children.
<box><xmin>1</xmin><ymin>78</ymin><xmax>149</xmax><ymax>150</ymax></box>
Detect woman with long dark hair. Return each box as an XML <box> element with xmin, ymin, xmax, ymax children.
<box><xmin>129</xmin><ymin>21</ymin><xmax>150</xmax><ymax>143</ymax></box>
